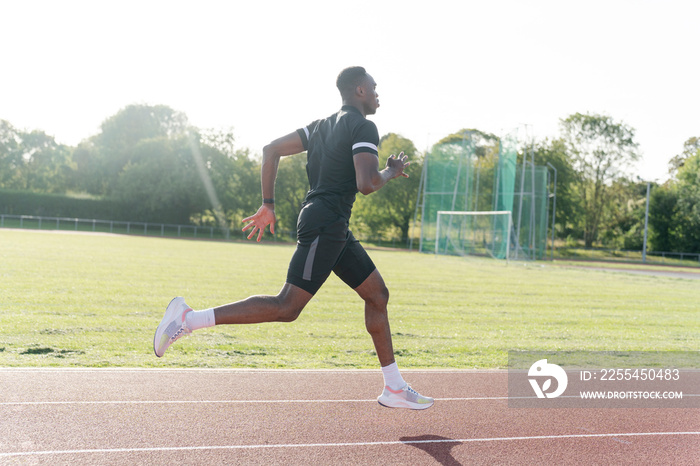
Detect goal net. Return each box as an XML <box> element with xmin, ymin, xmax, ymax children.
<box><xmin>435</xmin><ymin>210</ymin><xmax>513</xmax><ymax>261</ymax></box>
<box><xmin>414</xmin><ymin>132</ymin><xmax>551</xmax><ymax>260</ymax></box>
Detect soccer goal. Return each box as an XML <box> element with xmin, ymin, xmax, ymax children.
<box><xmin>435</xmin><ymin>211</ymin><xmax>513</xmax><ymax>262</ymax></box>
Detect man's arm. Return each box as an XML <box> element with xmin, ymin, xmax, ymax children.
<box><xmin>242</xmin><ymin>131</ymin><xmax>305</xmax><ymax>242</ymax></box>
<box><xmin>354</xmin><ymin>151</ymin><xmax>410</xmax><ymax>195</ymax></box>
<box><xmin>260</xmin><ymin>132</ymin><xmax>305</xmax><ymax>201</ymax></box>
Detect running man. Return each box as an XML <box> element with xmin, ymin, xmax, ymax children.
<box><xmin>154</xmin><ymin>66</ymin><xmax>433</xmax><ymax>410</ymax></box>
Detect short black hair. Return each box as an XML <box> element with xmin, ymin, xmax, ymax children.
<box><xmin>336</xmin><ymin>66</ymin><xmax>368</xmax><ymax>97</ymax></box>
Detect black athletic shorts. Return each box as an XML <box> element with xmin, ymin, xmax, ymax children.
<box><xmin>286</xmin><ymin>199</ymin><xmax>376</xmax><ymax>295</ymax></box>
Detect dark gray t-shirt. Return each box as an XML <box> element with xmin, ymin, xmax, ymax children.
<box><xmin>297</xmin><ymin>105</ymin><xmax>379</xmax><ymax>220</ymax></box>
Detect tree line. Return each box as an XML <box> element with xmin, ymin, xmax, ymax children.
<box><xmin>0</xmin><ymin>104</ymin><xmax>698</xmax><ymax>253</ymax></box>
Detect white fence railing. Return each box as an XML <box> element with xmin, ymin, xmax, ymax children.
<box><xmin>0</xmin><ymin>214</ymin><xmax>230</xmax><ymax>239</ymax></box>
<box><xmin>0</xmin><ymin>214</ymin><xmax>300</xmax><ymax>242</ymax></box>
<box><xmin>3</xmin><ymin>214</ymin><xmax>700</xmax><ymax>265</ymax></box>
<box><xmin>555</xmin><ymin>246</ymin><xmax>700</xmax><ymax>265</ymax></box>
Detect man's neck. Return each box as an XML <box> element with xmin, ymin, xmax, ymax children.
<box><xmin>341</xmin><ymin>101</ymin><xmax>365</xmax><ymax>117</ymax></box>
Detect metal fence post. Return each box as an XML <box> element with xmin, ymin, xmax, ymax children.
<box><xmin>642</xmin><ymin>181</ymin><xmax>650</xmax><ymax>263</ymax></box>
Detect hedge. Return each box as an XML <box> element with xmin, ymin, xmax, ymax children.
<box><xmin>0</xmin><ymin>189</ymin><xmax>135</xmax><ymax>221</ymax></box>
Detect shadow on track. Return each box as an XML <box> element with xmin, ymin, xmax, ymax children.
<box><xmin>400</xmin><ymin>435</ymin><xmax>462</xmax><ymax>466</ymax></box>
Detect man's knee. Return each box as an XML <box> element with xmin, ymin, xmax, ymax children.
<box><xmin>276</xmin><ymin>302</ymin><xmax>304</xmax><ymax>322</ymax></box>
<box><xmin>364</xmin><ymin>282</ymin><xmax>389</xmax><ymax>309</ymax></box>
<box><xmin>356</xmin><ymin>270</ymin><xmax>389</xmax><ymax>307</ymax></box>
<box><xmin>275</xmin><ymin>283</ymin><xmax>312</xmax><ymax>322</ymax></box>
<box><xmin>374</xmin><ymin>284</ymin><xmax>390</xmax><ymax>307</ymax></box>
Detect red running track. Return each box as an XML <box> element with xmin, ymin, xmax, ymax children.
<box><xmin>1</xmin><ymin>369</ymin><xmax>698</xmax><ymax>465</ymax></box>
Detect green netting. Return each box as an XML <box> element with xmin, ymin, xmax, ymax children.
<box><xmin>511</xmin><ymin>164</ymin><xmax>549</xmax><ymax>259</ymax></box>
<box><xmin>418</xmin><ymin>132</ymin><xmax>550</xmax><ymax>260</ymax></box>
<box><xmin>419</xmin><ymin>139</ymin><xmax>482</xmax><ymax>254</ymax></box>
<box><xmin>435</xmin><ymin>211</ymin><xmax>511</xmax><ymax>259</ymax></box>
<box><xmin>494</xmin><ymin>135</ymin><xmax>517</xmax><ymax>213</ymax></box>
<box><xmin>492</xmin><ymin>135</ymin><xmax>517</xmax><ymax>259</ymax></box>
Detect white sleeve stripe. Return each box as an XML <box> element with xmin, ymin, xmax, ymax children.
<box><xmin>303</xmin><ymin>127</ymin><xmax>310</xmax><ymax>140</ymax></box>
<box><xmin>352</xmin><ymin>142</ymin><xmax>378</xmax><ymax>152</ymax></box>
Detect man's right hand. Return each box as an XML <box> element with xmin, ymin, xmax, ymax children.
<box><xmin>242</xmin><ymin>204</ymin><xmax>276</xmax><ymax>242</ymax></box>
<box><xmin>385</xmin><ymin>151</ymin><xmax>410</xmax><ymax>179</ymax></box>
<box><xmin>354</xmin><ymin>150</ymin><xmax>410</xmax><ymax>196</ymax></box>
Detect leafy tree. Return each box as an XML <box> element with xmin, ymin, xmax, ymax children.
<box><xmin>648</xmin><ymin>183</ymin><xmax>678</xmax><ymax>252</ymax></box>
<box><xmin>113</xmin><ymin>137</ymin><xmax>207</xmax><ymax>224</ymax></box>
<box><xmin>530</xmin><ymin>138</ymin><xmax>580</xmax><ymax>241</ymax></box>
<box><xmin>0</xmin><ymin>120</ymin><xmax>73</xmax><ymax>193</ymax></box>
<box><xmin>597</xmin><ymin>178</ymin><xmax>648</xmax><ymax>250</ymax></box>
<box><xmin>560</xmin><ymin>113</ymin><xmax>640</xmax><ymax>247</ymax></box>
<box><xmin>668</xmin><ymin>136</ymin><xmax>700</xmax><ymax>177</ymax></box>
<box><xmin>198</xmin><ymin>129</ymin><xmax>259</xmax><ymax>229</ymax></box>
<box><xmin>71</xmin><ymin>139</ymin><xmax>104</xmax><ymax>194</ymax></box>
<box><xmin>0</xmin><ymin>120</ymin><xmax>24</xmax><ymax>189</ymax></box>
<box><xmin>98</xmin><ymin>104</ymin><xmax>188</xmax><ymax>160</ymax></box>
<box><xmin>70</xmin><ymin>104</ymin><xmax>247</xmax><ymax>225</ymax></box>
<box><xmin>73</xmin><ymin>104</ymin><xmax>190</xmax><ymax>196</ymax></box>
<box><xmin>669</xmin><ymin>149</ymin><xmax>700</xmax><ymax>252</ymax></box>
<box><xmin>645</xmin><ymin>141</ymin><xmax>700</xmax><ymax>254</ymax></box>
<box><xmin>21</xmin><ymin>130</ymin><xmax>74</xmax><ymax>193</ymax></box>
<box><xmin>436</xmin><ymin>128</ymin><xmax>500</xmax><ymax>160</ymax></box>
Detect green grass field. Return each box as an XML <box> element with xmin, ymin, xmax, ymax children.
<box><xmin>1</xmin><ymin>229</ymin><xmax>698</xmax><ymax>369</ymax></box>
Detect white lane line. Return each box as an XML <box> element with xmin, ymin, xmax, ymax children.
<box><xmin>1</xmin><ymin>432</ymin><xmax>698</xmax><ymax>458</ymax></box>
<box><xmin>5</xmin><ymin>394</ymin><xmax>700</xmax><ymax>406</ymax></box>
<box><xmin>0</xmin><ymin>396</ymin><xmax>513</xmax><ymax>406</ymax></box>
<box><xmin>3</xmin><ymin>394</ymin><xmax>697</xmax><ymax>406</ymax></box>
<box><xmin>9</xmin><ymin>394</ymin><xmax>699</xmax><ymax>406</ymax></box>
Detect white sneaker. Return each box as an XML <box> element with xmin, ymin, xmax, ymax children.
<box><xmin>154</xmin><ymin>297</ymin><xmax>192</xmax><ymax>357</ymax></box>
<box><xmin>377</xmin><ymin>384</ymin><xmax>434</xmax><ymax>410</ymax></box>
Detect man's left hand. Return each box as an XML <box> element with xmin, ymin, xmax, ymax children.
<box><xmin>242</xmin><ymin>204</ymin><xmax>276</xmax><ymax>242</ymax></box>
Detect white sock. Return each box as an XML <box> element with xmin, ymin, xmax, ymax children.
<box><xmin>381</xmin><ymin>362</ymin><xmax>406</xmax><ymax>390</ymax></box>
<box><xmin>186</xmin><ymin>308</ymin><xmax>216</xmax><ymax>331</ymax></box>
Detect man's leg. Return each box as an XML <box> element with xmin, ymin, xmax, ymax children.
<box><xmin>353</xmin><ymin>269</ymin><xmax>434</xmax><ymax>410</ymax></box>
<box><xmin>212</xmin><ymin>283</ymin><xmax>313</xmax><ymax>325</ymax></box>
<box><xmin>154</xmin><ymin>283</ymin><xmax>312</xmax><ymax>357</ymax></box>
<box><xmin>353</xmin><ymin>269</ymin><xmax>395</xmax><ymax>367</ymax></box>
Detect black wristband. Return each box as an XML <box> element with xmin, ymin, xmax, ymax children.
<box><xmin>263</xmin><ymin>198</ymin><xmax>275</xmax><ymax>204</ymax></box>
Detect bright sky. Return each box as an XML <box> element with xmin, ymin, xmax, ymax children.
<box><xmin>2</xmin><ymin>0</ymin><xmax>698</xmax><ymax>182</ymax></box>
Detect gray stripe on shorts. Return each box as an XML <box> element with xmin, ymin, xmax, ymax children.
<box><xmin>303</xmin><ymin>236</ymin><xmax>320</xmax><ymax>281</ymax></box>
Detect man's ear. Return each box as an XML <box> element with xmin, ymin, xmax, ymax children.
<box><xmin>355</xmin><ymin>84</ymin><xmax>365</xmax><ymax>97</ymax></box>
